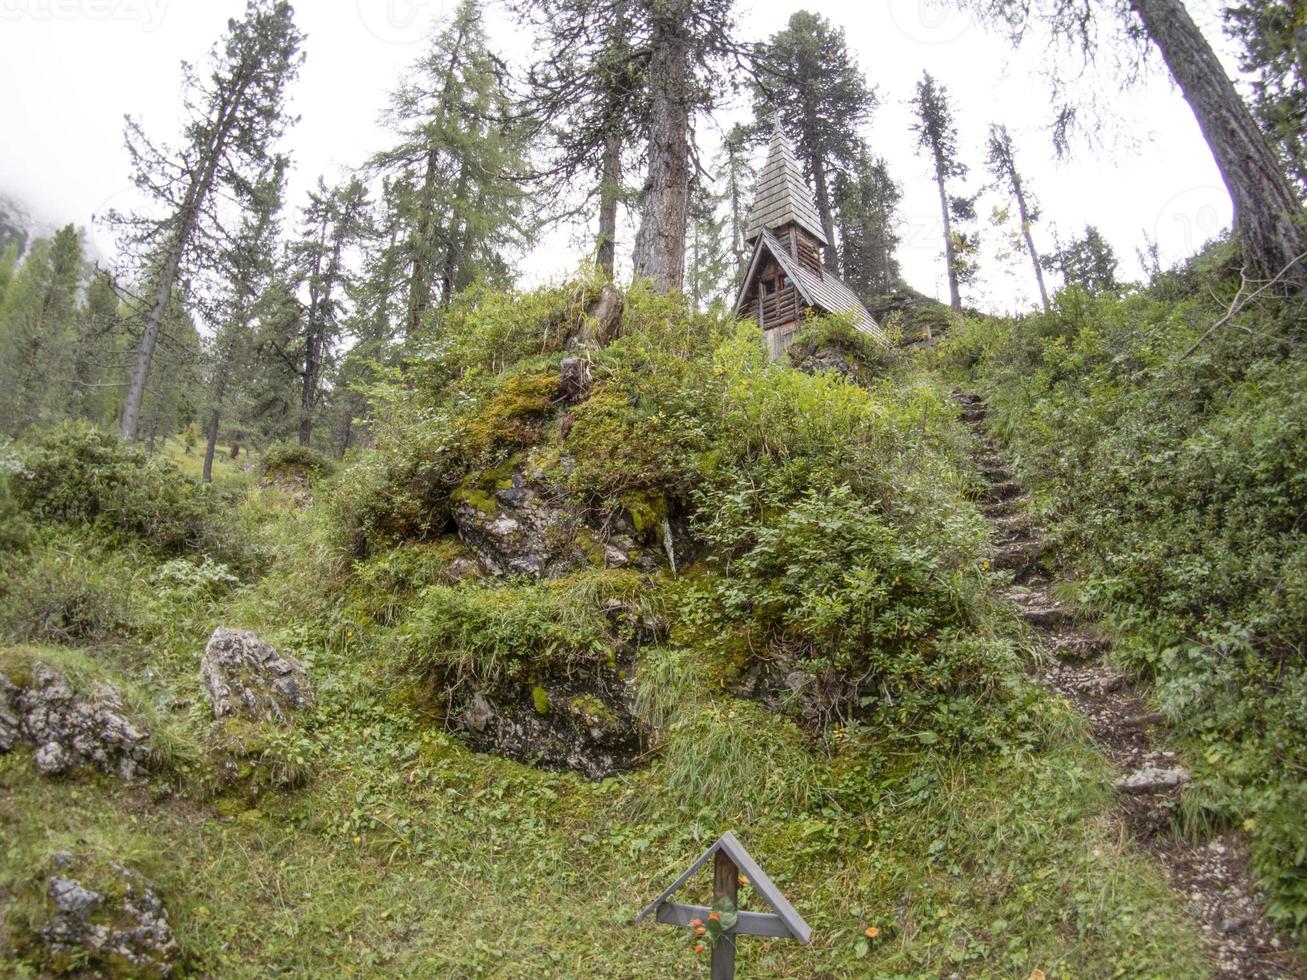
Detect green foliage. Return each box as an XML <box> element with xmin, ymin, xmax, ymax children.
<box><xmin>0</xmin><ymin>544</ymin><xmax>143</xmax><ymax>646</ymax></box>
<box><xmin>10</xmin><ymin>422</ymin><xmax>247</xmax><ymax>564</ymax></box>
<box><xmin>787</xmin><ymin>311</ymin><xmax>896</xmax><ymax>381</ymax></box>
<box><xmin>259</xmin><ymin>441</ymin><xmax>336</xmax><ymax>479</ymax></box>
<box><xmin>397</xmin><ymin>569</ymin><xmax>647</xmax><ymax>688</ymax></box>
<box><xmin>942</xmin><ymin>264</ymin><xmax>1307</xmax><ymax>928</ymax></box>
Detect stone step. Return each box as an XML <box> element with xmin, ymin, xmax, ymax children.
<box><xmin>1070</xmin><ymin>672</ymin><xmax>1126</xmax><ymax>695</ymax></box>
<box><xmin>986</xmin><ymin>480</ymin><xmax>1023</xmax><ymax>501</ymax></box>
<box><xmin>1010</xmin><ymin>595</ymin><xmax>1069</xmax><ymax>628</ymax></box>
<box><xmin>992</xmin><ymin>511</ymin><xmax>1035</xmax><ymax>536</ymax></box>
<box><xmin>1049</xmin><ymin>634</ymin><xmax>1106</xmax><ymax>662</ymax></box>
<box><xmin>1120</xmin><ymin>710</ymin><xmax>1167</xmax><ymax>730</ymax></box>
<box><xmin>994</xmin><ymin>539</ymin><xmax>1043</xmax><ymax>574</ymax></box>
<box><xmin>1116</xmin><ymin>765</ymin><xmax>1190</xmax><ymax>795</ymax></box>
<box><xmin>980</xmin><ymin>495</ymin><xmax>1030</xmax><ymax>519</ymax></box>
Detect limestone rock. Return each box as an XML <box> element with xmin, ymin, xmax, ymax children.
<box><xmin>1117</xmin><ymin>765</ymin><xmax>1191</xmax><ymax>794</ymax></box>
<box><xmin>566</xmin><ymin>283</ymin><xmax>624</xmax><ymax>351</ymax></box>
<box><xmin>789</xmin><ymin>343</ymin><xmax>858</xmax><ymax>381</ymax></box>
<box><xmin>0</xmin><ymin>662</ymin><xmax>152</xmax><ymax>779</ymax></box>
<box><xmin>201</xmin><ymin>627</ymin><xmax>315</xmax><ymax>724</ymax></box>
<box><xmin>451</xmin><ymin>679</ymin><xmax>646</xmax><ymax>781</ymax></box>
<box><xmin>39</xmin><ymin>865</ymin><xmax>178</xmax><ymax>978</ymax></box>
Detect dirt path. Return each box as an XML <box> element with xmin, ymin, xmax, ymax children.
<box><xmin>957</xmin><ymin>391</ymin><xmax>1301</xmax><ymax>980</ymax></box>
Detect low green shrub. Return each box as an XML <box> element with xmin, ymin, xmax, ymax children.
<box><xmin>0</xmin><ymin>543</ymin><xmax>143</xmax><ymax>645</ymax></box>
<box><xmin>259</xmin><ymin>441</ymin><xmax>336</xmax><ymax>480</ymax></box>
<box><xmin>11</xmin><ymin>422</ymin><xmax>246</xmax><ymax>562</ymax></box>
<box><xmin>397</xmin><ymin>569</ymin><xmax>650</xmax><ymax>689</ymax></box>
<box><xmin>942</xmin><ymin>258</ymin><xmax>1307</xmax><ymax>928</ymax></box>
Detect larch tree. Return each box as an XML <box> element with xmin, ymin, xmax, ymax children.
<box><xmin>1046</xmin><ymin>224</ymin><xmax>1121</xmax><ymax>294</ymax></box>
<box><xmin>290</xmin><ymin>176</ymin><xmax>368</xmax><ymax>447</ymax></box>
<box><xmin>751</xmin><ymin>10</ymin><xmax>877</xmax><ymax>275</ymax></box>
<box><xmin>515</xmin><ymin>0</ymin><xmax>648</xmax><ymax>278</ymax></box>
<box><xmin>959</xmin><ymin>0</ymin><xmax>1307</xmax><ymax>291</ymax></box>
<box><xmin>834</xmin><ymin>148</ymin><xmax>902</xmax><ymax>298</ymax></box>
<box><xmin>201</xmin><ymin>159</ymin><xmax>287</xmax><ymax>482</ymax></box>
<box><xmin>912</xmin><ymin>72</ymin><xmax>974</xmax><ymax>313</ymax></box>
<box><xmin>986</xmin><ymin>124</ymin><xmax>1051</xmax><ymax>311</ymax></box>
<box><xmin>629</xmin><ymin>0</ymin><xmax>740</xmax><ymax>293</ymax></box>
<box><xmin>111</xmin><ymin>0</ymin><xmax>303</xmax><ymax>441</ymax></box>
<box><xmin>369</xmin><ymin>0</ymin><xmax>527</xmax><ymax>335</ymax></box>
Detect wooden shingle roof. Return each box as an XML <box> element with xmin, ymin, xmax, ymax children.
<box><xmin>744</xmin><ymin>126</ymin><xmax>829</xmax><ymax>247</ymax></box>
<box><xmin>733</xmin><ymin>230</ymin><xmax>884</xmax><ymax>342</ymax></box>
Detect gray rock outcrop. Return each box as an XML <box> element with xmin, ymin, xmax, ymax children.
<box><xmin>201</xmin><ymin>627</ymin><xmax>315</xmax><ymax>724</ymax></box>
<box><xmin>0</xmin><ymin>662</ymin><xmax>152</xmax><ymax>779</ymax></box>
<box><xmin>38</xmin><ymin>862</ymin><xmax>177</xmax><ymax>977</ymax></box>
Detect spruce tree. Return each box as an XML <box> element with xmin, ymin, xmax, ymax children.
<box><xmin>290</xmin><ymin>177</ymin><xmax>368</xmax><ymax>447</ymax></box>
<box><xmin>202</xmin><ymin>160</ymin><xmax>287</xmax><ymax>481</ymax></box>
<box><xmin>835</xmin><ymin>149</ymin><xmax>902</xmax><ymax>298</ymax></box>
<box><xmin>368</xmin><ymin>0</ymin><xmax>527</xmax><ymax>335</ymax></box>
<box><xmin>111</xmin><ymin>0</ymin><xmax>303</xmax><ymax>441</ymax></box>
<box><xmin>752</xmin><ymin>10</ymin><xmax>877</xmax><ymax>274</ymax></box>
<box><xmin>985</xmin><ymin>124</ymin><xmax>1051</xmax><ymax>310</ymax></box>
<box><xmin>912</xmin><ymin>72</ymin><xmax>974</xmax><ymax>313</ymax></box>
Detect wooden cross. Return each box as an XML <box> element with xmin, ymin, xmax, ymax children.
<box><xmin>635</xmin><ymin>831</ymin><xmax>812</xmax><ymax>979</ymax></box>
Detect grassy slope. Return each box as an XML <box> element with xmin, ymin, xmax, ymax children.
<box><xmin>937</xmin><ymin>246</ymin><xmax>1307</xmax><ymax>934</ymax></box>
<box><xmin>0</xmin><ymin>285</ymin><xmax>1211</xmax><ymax>978</ymax></box>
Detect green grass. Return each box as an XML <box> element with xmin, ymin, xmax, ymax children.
<box><xmin>0</xmin><ymin>279</ymin><xmax>1235</xmax><ymax>976</ymax></box>
<box><xmin>159</xmin><ymin>435</ymin><xmax>255</xmax><ymax>486</ymax></box>
<box><xmin>0</xmin><ymin>634</ymin><xmax>1207</xmax><ymax>978</ymax></box>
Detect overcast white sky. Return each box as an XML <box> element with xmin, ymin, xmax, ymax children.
<box><xmin>0</xmin><ymin>0</ymin><xmax>1240</xmax><ymax>314</ymax></box>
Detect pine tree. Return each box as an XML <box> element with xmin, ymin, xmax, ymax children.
<box><xmin>629</xmin><ymin>0</ymin><xmax>740</xmax><ymax>293</ymax></box>
<box><xmin>1225</xmin><ymin>1</ymin><xmax>1307</xmax><ymax>198</ymax></box>
<box><xmin>912</xmin><ymin>72</ymin><xmax>974</xmax><ymax>313</ymax></box>
<box><xmin>685</xmin><ymin>172</ymin><xmax>734</xmax><ymax>312</ymax></box>
<box><xmin>515</xmin><ymin>0</ymin><xmax>647</xmax><ymax>278</ymax></box>
<box><xmin>752</xmin><ymin>10</ymin><xmax>877</xmax><ymax>275</ymax></box>
<box><xmin>960</xmin><ymin>0</ymin><xmax>1307</xmax><ymax>291</ymax></box>
<box><xmin>986</xmin><ymin>124</ymin><xmax>1050</xmax><ymax>310</ymax></box>
<box><xmin>834</xmin><ymin>149</ymin><xmax>902</xmax><ymax>298</ymax></box>
<box><xmin>368</xmin><ymin>0</ymin><xmax>527</xmax><ymax>335</ymax></box>
<box><xmin>290</xmin><ymin>177</ymin><xmax>368</xmax><ymax>447</ymax></box>
<box><xmin>110</xmin><ymin>0</ymin><xmax>303</xmax><ymax>441</ymax></box>
<box><xmin>202</xmin><ymin>160</ymin><xmax>287</xmax><ymax>482</ymax></box>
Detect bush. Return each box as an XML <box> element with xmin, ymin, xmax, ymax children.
<box><xmin>259</xmin><ymin>441</ymin><xmax>336</xmax><ymax>480</ymax></box>
<box><xmin>0</xmin><ymin>544</ymin><xmax>142</xmax><ymax>645</ymax></box>
<box><xmin>945</xmin><ymin>264</ymin><xmax>1307</xmax><ymax>928</ymax></box>
<box><xmin>11</xmin><ymin>422</ymin><xmax>245</xmax><ymax>561</ymax></box>
<box><xmin>396</xmin><ymin>570</ymin><xmax>649</xmax><ymax>689</ymax></box>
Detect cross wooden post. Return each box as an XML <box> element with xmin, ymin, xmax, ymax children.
<box><xmin>635</xmin><ymin>831</ymin><xmax>811</xmax><ymax>978</ymax></box>
<box><xmin>712</xmin><ymin>849</ymin><xmax>739</xmax><ymax>980</ymax></box>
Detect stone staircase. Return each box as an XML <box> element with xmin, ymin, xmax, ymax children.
<box><xmin>956</xmin><ymin>391</ymin><xmax>1300</xmax><ymax>979</ymax></box>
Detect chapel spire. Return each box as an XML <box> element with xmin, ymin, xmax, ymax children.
<box><xmin>744</xmin><ymin>123</ymin><xmax>829</xmax><ymax>248</ymax></box>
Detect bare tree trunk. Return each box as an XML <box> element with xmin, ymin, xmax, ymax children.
<box><xmin>201</xmin><ymin>360</ymin><xmax>229</xmax><ymax>483</ymax></box>
<box><xmin>1010</xmin><ymin>172</ymin><xmax>1050</xmax><ymax>310</ymax></box>
<box><xmin>933</xmin><ymin>162</ymin><xmax>962</xmax><ymax>312</ymax></box>
<box><xmin>632</xmin><ymin>2</ymin><xmax>690</xmax><ymax>294</ymax></box>
<box><xmin>1130</xmin><ymin>0</ymin><xmax>1306</xmax><ymax>289</ymax></box>
<box><xmin>596</xmin><ymin>128</ymin><xmax>622</xmax><ymax>278</ymax></box>
<box><xmin>810</xmin><ymin>151</ymin><xmax>840</xmax><ymax>275</ymax></box>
